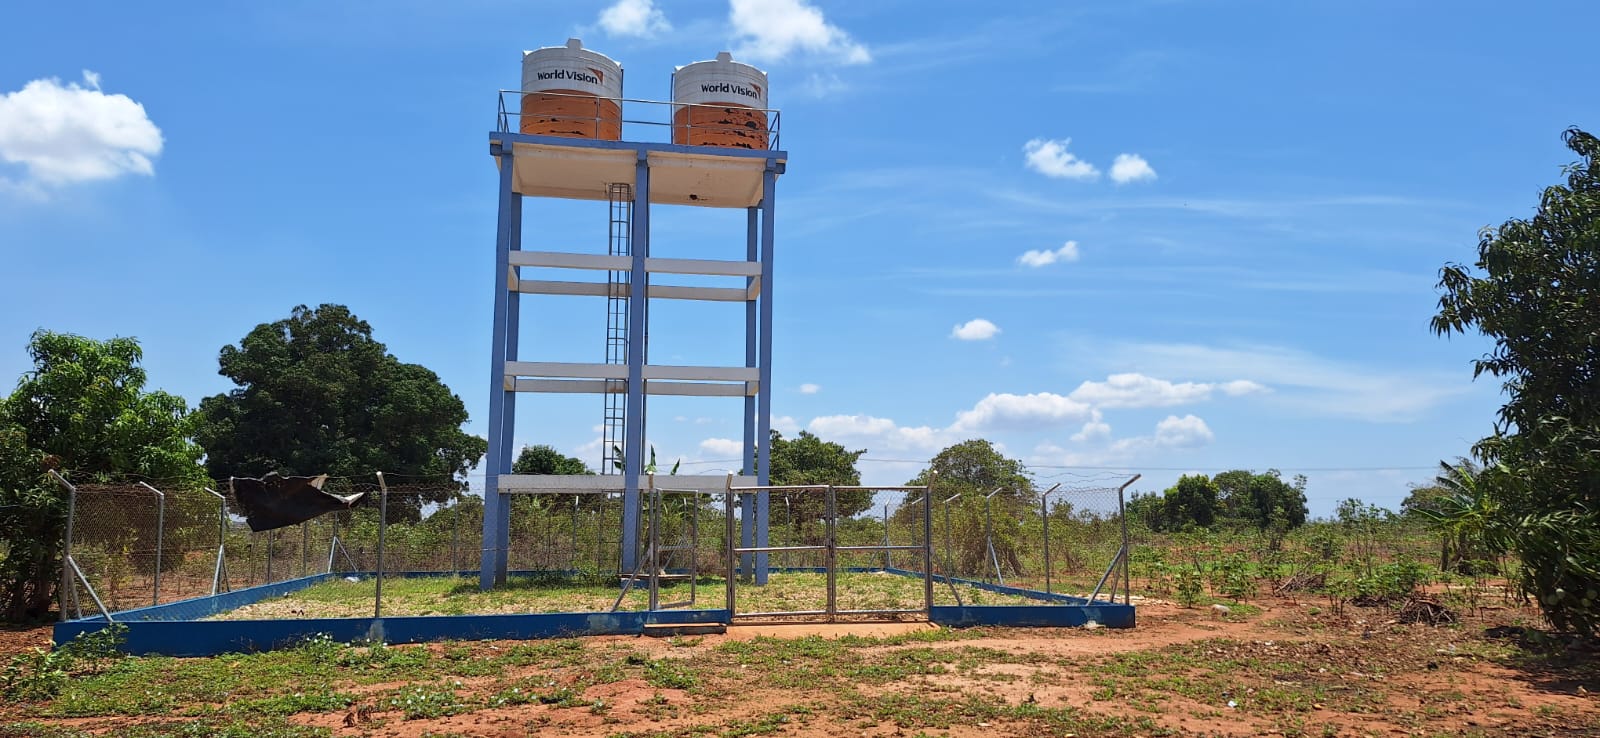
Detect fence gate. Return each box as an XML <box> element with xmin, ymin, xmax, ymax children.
<box><xmin>724</xmin><ymin>484</ymin><xmax>933</xmax><ymax>623</ymax></box>
<box><xmin>614</xmin><ymin>485</ymin><xmax>708</xmax><ymax>612</ymax></box>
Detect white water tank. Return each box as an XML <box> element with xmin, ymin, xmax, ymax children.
<box><xmin>671</xmin><ymin>52</ymin><xmax>769</xmax><ymax>149</ymax></box>
<box><xmin>520</xmin><ymin>38</ymin><xmax>623</xmax><ymax>140</ymax></box>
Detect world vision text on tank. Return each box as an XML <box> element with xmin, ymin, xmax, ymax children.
<box><xmin>698</xmin><ymin>82</ymin><xmax>762</xmax><ymax>101</ymax></box>
<box><xmin>534</xmin><ymin>68</ymin><xmax>606</xmax><ymax>85</ymax></box>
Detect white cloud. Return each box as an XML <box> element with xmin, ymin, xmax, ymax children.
<box><xmin>1017</xmin><ymin>240</ymin><xmax>1080</xmax><ymax>268</ymax></box>
<box><xmin>729</xmin><ymin>0</ymin><xmax>870</xmax><ymax>65</ymax></box>
<box><xmin>1152</xmin><ymin>414</ymin><xmax>1214</xmax><ymax>447</ymax></box>
<box><xmin>808</xmin><ymin>414</ymin><xmax>951</xmax><ymax>453</ymax></box>
<box><xmin>799</xmin><ymin>383</ymin><xmax>821</xmax><ymax>394</ymax></box>
<box><xmin>699</xmin><ymin>437</ymin><xmax>745</xmax><ymax>457</ymax></box>
<box><xmin>598</xmin><ymin>0</ymin><xmax>671</xmax><ymax>37</ymax></box>
<box><xmin>1041</xmin><ymin>414</ymin><xmax>1215</xmax><ymax>466</ymax></box>
<box><xmin>1109</xmin><ymin>153</ymin><xmax>1157</xmax><ymax>184</ymax></box>
<box><xmin>773</xmin><ymin>415</ymin><xmax>801</xmax><ymax>435</ymax></box>
<box><xmin>1022</xmin><ymin>138</ymin><xmax>1099</xmax><ymax>181</ymax></box>
<box><xmin>1064</xmin><ymin>373</ymin><xmax>1268</xmax><ymax>410</ymax></box>
<box><xmin>1069</xmin><ymin>373</ymin><xmax>1217</xmax><ymax>409</ymax></box>
<box><xmin>0</xmin><ymin>71</ymin><xmax>163</xmax><ymax>188</ymax></box>
<box><xmin>1099</xmin><ymin>414</ymin><xmax>1216</xmax><ymax>458</ymax></box>
<box><xmin>1070</xmin><ymin>410</ymin><xmax>1111</xmax><ymax>442</ymax></box>
<box><xmin>1220</xmin><ymin>380</ymin><xmax>1268</xmax><ymax>396</ymax></box>
<box><xmin>950</xmin><ymin>392</ymin><xmax>1091</xmax><ymax>433</ymax></box>
<box><xmin>951</xmin><ymin>318</ymin><xmax>1000</xmax><ymax>341</ymax></box>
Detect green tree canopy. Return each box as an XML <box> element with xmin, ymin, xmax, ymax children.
<box><xmin>193</xmin><ymin>305</ymin><xmax>487</xmax><ymax>518</ymax></box>
<box><xmin>512</xmin><ymin>445</ymin><xmax>593</xmax><ymax>475</ymax></box>
<box><xmin>0</xmin><ymin>331</ymin><xmax>205</xmax><ymax>620</ymax></box>
<box><xmin>768</xmin><ymin>430</ymin><xmax>866</xmax><ymax>541</ymax></box>
<box><xmin>909</xmin><ymin>439</ymin><xmax>1033</xmax><ymax>502</ymax></box>
<box><xmin>1161</xmin><ymin>474</ymin><xmax>1220</xmax><ymax>530</ymax></box>
<box><xmin>908</xmin><ymin>439</ymin><xmax>1034</xmax><ymax>576</ymax></box>
<box><xmin>1213</xmin><ymin>469</ymin><xmax>1309</xmax><ymax>537</ymax></box>
<box><xmin>1432</xmin><ymin>128</ymin><xmax>1600</xmax><ymax>635</ymax></box>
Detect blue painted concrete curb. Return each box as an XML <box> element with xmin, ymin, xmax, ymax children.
<box><xmin>55</xmin><ymin>567</ymin><xmax>1134</xmax><ymax>655</ymax></box>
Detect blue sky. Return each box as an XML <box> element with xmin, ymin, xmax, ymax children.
<box><xmin>2</xmin><ymin>0</ymin><xmax>1595</xmax><ymax>515</ymax></box>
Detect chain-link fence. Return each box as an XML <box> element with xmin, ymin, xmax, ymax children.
<box><xmin>55</xmin><ymin>471</ymin><xmax>1137</xmax><ymax>620</ymax></box>
<box><xmin>61</xmin><ymin>482</ymin><xmax>227</xmax><ymax>615</ymax></box>
<box><xmin>56</xmin><ymin>472</ymin><xmax>486</xmax><ymax>620</ymax></box>
<box><xmin>506</xmin><ymin>493</ymin><xmax>621</xmax><ymax>574</ymax></box>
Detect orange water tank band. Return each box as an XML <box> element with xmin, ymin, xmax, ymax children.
<box><xmin>671</xmin><ymin>105</ymin><xmax>768</xmax><ymax>149</ymax></box>
<box><xmin>519</xmin><ymin>91</ymin><xmax>622</xmax><ymax>140</ymax></box>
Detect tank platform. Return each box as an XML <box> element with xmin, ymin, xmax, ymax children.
<box><xmin>490</xmin><ymin>131</ymin><xmax>786</xmax><ymax>207</ymax></box>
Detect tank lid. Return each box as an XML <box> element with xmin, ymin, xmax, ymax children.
<box><xmin>675</xmin><ymin>51</ymin><xmax>766</xmax><ymax>75</ymax></box>
<box><xmin>567</xmin><ymin>38</ymin><xmax>583</xmax><ymax>50</ymax></box>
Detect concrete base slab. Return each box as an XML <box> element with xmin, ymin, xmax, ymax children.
<box><xmin>642</xmin><ymin>622</ymin><xmax>728</xmax><ymax>637</ymax></box>
<box><xmin>723</xmin><ymin>621</ymin><xmax>939</xmax><ymax>641</ymax></box>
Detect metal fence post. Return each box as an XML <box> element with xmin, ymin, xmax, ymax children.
<box><xmin>571</xmin><ymin>494</ymin><xmax>580</xmax><ymax>571</ymax></box>
<box><xmin>451</xmin><ymin>502</ymin><xmax>461</xmax><ymax>576</ymax></box>
<box><xmin>138</xmin><ymin>483</ymin><xmax>165</xmax><ymax>607</ymax></box>
<box><xmin>1118</xmin><ymin>474</ymin><xmax>1140</xmax><ymax>605</ymax></box>
<box><xmin>825</xmin><ymin>486</ymin><xmax>837</xmax><ymax>621</ymax></box>
<box><xmin>781</xmin><ymin>495</ymin><xmax>791</xmax><ymax>569</ymax></box>
<box><xmin>922</xmin><ymin>478</ymin><xmax>934</xmax><ymax>616</ymax></box>
<box><xmin>1040</xmin><ymin>483</ymin><xmax>1060</xmax><ymax>595</ymax></box>
<box><xmin>882</xmin><ymin>504</ymin><xmax>891</xmax><ymax>570</ymax></box>
<box><xmin>206</xmin><ymin>487</ymin><xmax>228</xmax><ymax>595</ymax></box>
<box><xmin>50</xmin><ymin>471</ymin><xmax>77</xmax><ymax>622</ymax></box>
<box><xmin>327</xmin><ymin>513</ymin><xmax>338</xmax><ymax>574</ymax></box>
<box><xmin>724</xmin><ymin>475</ymin><xmax>736</xmax><ymax>618</ymax></box>
<box><xmin>984</xmin><ymin>487</ymin><xmax>1004</xmax><ymax>585</ymax></box>
<box><xmin>375</xmin><ymin>471</ymin><xmax>388</xmax><ymax>618</ymax></box>
<box><xmin>942</xmin><ymin>493</ymin><xmax>958</xmax><ymax>579</ymax></box>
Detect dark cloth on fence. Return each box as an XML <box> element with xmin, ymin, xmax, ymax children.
<box><xmin>231</xmin><ymin>473</ymin><xmax>364</xmax><ymax>531</ymax></box>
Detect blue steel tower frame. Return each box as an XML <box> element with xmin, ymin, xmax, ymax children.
<box><xmin>480</xmin><ymin>130</ymin><xmax>785</xmax><ymax>590</ymax></box>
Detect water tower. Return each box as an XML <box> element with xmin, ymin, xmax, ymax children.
<box><xmin>480</xmin><ymin>42</ymin><xmax>785</xmax><ymax>588</ymax></box>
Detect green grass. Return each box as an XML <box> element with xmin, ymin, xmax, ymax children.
<box><xmin>210</xmin><ymin>570</ymin><xmax>1050</xmax><ymax>620</ymax></box>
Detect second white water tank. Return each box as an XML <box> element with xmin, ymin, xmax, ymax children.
<box><xmin>671</xmin><ymin>52</ymin><xmax>769</xmax><ymax>148</ymax></box>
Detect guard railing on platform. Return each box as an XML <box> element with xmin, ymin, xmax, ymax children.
<box><xmin>495</xmin><ymin>91</ymin><xmax>782</xmax><ymax>150</ymax></box>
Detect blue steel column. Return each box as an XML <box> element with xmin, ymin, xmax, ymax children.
<box><xmin>755</xmin><ymin>161</ymin><xmax>778</xmax><ymax>585</ymax></box>
<box><xmin>495</xmin><ymin>188</ymin><xmax>522</xmax><ymax>585</ymax></box>
<box><xmin>620</xmin><ymin>152</ymin><xmax>650</xmax><ymax>574</ymax></box>
<box><xmin>740</xmin><ymin>207</ymin><xmax>758</xmax><ymax>577</ymax></box>
<box><xmin>480</xmin><ymin>143</ymin><xmax>516</xmax><ymax>590</ymax></box>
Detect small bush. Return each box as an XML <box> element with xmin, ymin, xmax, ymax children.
<box><xmin>2</xmin><ymin>625</ymin><xmax>125</xmax><ymax>700</ymax></box>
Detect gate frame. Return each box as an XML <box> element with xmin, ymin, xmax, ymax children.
<box><xmin>725</xmin><ymin>480</ymin><xmax>934</xmax><ymax>622</ymax></box>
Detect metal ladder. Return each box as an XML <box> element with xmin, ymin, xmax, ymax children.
<box><xmin>602</xmin><ymin>183</ymin><xmax>631</xmax><ymax>475</ymax></box>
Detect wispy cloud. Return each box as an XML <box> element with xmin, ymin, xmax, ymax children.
<box><xmin>1096</xmin><ymin>341</ymin><xmax>1472</xmax><ymax>422</ymax></box>
<box><xmin>799</xmin><ymin>383</ymin><xmax>821</xmax><ymax>394</ymax></box>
